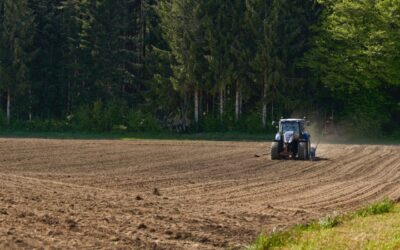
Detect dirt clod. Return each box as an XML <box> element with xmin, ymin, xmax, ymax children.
<box><xmin>153</xmin><ymin>188</ymin><xmax>161</xmax><ymax>196</ymax></box>
<box><xmin>66</xmin><ymin>218</ymin><xmax>78</xmax><ymax>230</ymax></box>
<box><xmin>41</xmin><ymin>214</ymin><xmax>59</xmax><ymax>226</ymax></box>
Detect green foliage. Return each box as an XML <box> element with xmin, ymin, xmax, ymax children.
<box><xmin>357</xmin><ymin>199</ymin><xmax>395</xmax><ymax>217</ymax></box>
<box><xmin>199</xmin><ymin>112</ymin><xmax>275</xmax><ymax>133</ymax></box>
<box><xmin>306</xmin><ymin>0</ymin><xmax>400</xmax><ymax>135</ymax></box>
<box><xmin>126</xmin><ymin>110</ymin><xmax>162</xmax><ymax>132</ymax></box>
<box><xmin>25</xmin><ymin>119</ymin><xmax>70</xmax><ymax>132</ymax></box>
<box><xmin>0</xmin><ymin>0</ymin><xmax>36</xmax><ymax>122</ymax></box>
<box><xmin>245</xmin><ymin>232</ymin><xmax>270</xmax><ymax>250</ymax></box>
<box><xmin>0</xmin><ymin>110</ymin><xmax>7</xmax><ymax>127</ymax></box>
<box><xmin>245</xmin><ymin>228</ymin><xmax>302</xmax><ymax>250</ymax></box>
<box><xmin>73</xmin><ymin>100</ymin><xmax>127</xmax><ymax>132</ymax></box>
<box><xmin>235</xmin><ymin>113</ymin><xmax>270</xmax><ymax>134</ymax></box>
<box><xmin>344</xmin><ymin>91</ymin><xmax>391</xmax><ymax>135</ymax></box>
<box><xmin>0</xmin><ymin>0</ymin><xmax>397</xmax><ymax>135</ymax></box>
<box><xmin>77</xmin><ymin>0</ymin><xmax>143</xmax><ymax>103</ymax></box>
<box><xmin>200</xmin><ymin>115</ymin><xmax>224</xmax><ymax>132</ymax></box>
<box><xmin>245</xmin><ymin>231</ymin><xmax>290</xmax><ymax>250</ymax></box>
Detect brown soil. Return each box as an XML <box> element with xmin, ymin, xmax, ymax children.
<box><xmin>0</xmin><ymin>138</ymin><xmax>399</xmax><ymax>249</ymax></box>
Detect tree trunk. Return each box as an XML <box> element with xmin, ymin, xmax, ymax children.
<box><xmin>262</xmin><ymin>105</ymin><xmax>267</xmax><ymax>128</ymax></box>
<box><xmin>199</xmin><ymin>90</ymin><xmax>203</xmax><ymax>117</ymax></box>
<box><xmin>29</xmin><ymin>89</ymin><xmax>32</xmax><ymax>121</ymax></box>
<box><xmin>239</xmin><ymin>94</ymin><xmax>242</xmax><ymax>117</ymax></box>
<box><xmin>67</xmin><ymin>81</ymin><xmax>71</xmax><ymax>113</ymax></box>
<box><xmin>194</xmin><ymin>89</ymin><xmax>199</xmax><ymax>124</ymax></box>
<box><xmin>262</xmin><ymin>83</ymin><xmax>267</xmax><ymax>128</ymax></box>
<box><xmin>235</xmin><ymin>84</ymin><xmax>240</xmax><ymax>122</ymax></box>
<box><xmin>6</xmin><ymin>89</ymin><xmax>10</xmax><ymax>125</ymax></box>
<box><xmin>219</xmin><ymin>86</ymin><xmax>224</xmax><ymax>120</ymax></box>
<box><xmin>140</xmin><ymin>0</ymin><xmax>145</xmax><ymax>79</ymax></box>
<box><xmin>271</xmin><ymin>100</ymin><xmax>274</xmax><ymax>121</ymax></box>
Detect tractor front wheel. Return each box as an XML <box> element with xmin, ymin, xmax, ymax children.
<box><xmin>271</xmin><ymin>142</ymin><xmax>280</xmax><ymax>160</ymax></box>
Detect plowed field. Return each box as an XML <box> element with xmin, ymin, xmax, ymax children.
<box><xmin>0</xmin><ymin>138</ymin><xmax>399</xmax><ymax>249</ymax></box>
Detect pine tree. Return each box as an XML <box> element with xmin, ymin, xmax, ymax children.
<box><xmin>59</xmin><ymin>0</ymin><xmax>84</xmax><ymax>114</ymax></box>
<box><xmin>0</xmin><ymin>0</ymin><xmax>35</xmax><ymax>123</ymax></box>
<box><xmin>247</xmin><ymin>0</ymin><xmax>277</xmax><ymax>127</ymax></box>
<box><xmin>157</xmin><ymin>0</ymin><xmax>208</xmax><ymax>125</ymax></box>
<box><xmin>73</xmin><ymin>0</ymin><xmax>144</xmax><ymax>106</ymax></box>
<box><xmin>29</xmin><ymin>0</ymin><xmax>68</xmax><ymax>119</ymax></box>
<box><xmin>230</xmin><ymin>0</ymin><xmax>254</xmax><ymax>122</ymax></box>
<box><xmin>203</xmin><ymin>0</ymin><xmax>233</xmax><ymax>120</ymax></box>
<box><xmin>144</xmin><ymin>0</ymin><xmax>180</xmax><ymax>117</ymax></box>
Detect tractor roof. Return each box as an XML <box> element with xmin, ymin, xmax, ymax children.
<box><xmin>280</xmin><ymin>118</ymin><xmax>305</xmax><ymax>122</ymax></box>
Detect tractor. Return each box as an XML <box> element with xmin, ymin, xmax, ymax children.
<box><xmin>271</xmin><ymin>118</ymin><xmax>311</xmax><ymax>160</ymax></box>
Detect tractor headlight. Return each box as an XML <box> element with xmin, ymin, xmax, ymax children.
<box><xmin>275</xmin><ymin>133</ymin><xmax>281</xmax><ymax>141</ymax></box>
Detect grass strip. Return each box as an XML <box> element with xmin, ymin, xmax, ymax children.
<box><xmin>246</xmin><ymin>199</ymin><xmax>397</xmax><ymax>250</ymax></box>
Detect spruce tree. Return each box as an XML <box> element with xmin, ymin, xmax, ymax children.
<box><xmin>157</xmin><ymin>0</ymin><xmax>208</xmax><ymax>125</ymax></box>
<box><xmin>59</xmin><ymin>0</ymin><xmax>84</xmax><ymax>114</ymax></box>
<box><xmin>0</xmin><ymin>0</ymin><xmax>35</xmax><ymax>123</ymax></box>
<box><xmin>203</xmin><ymin>0</ymin><xmax>233</xmax><ymax>120</ymax></box>
<box><xmin>29</xmin><ymin>0</ymin><xmax>68</xmax><ymax>119</ymax></box>
<box><xmin>73</xmin><ymin>0</ymin><xmax>144</xmax><ymax>106</ymax></box>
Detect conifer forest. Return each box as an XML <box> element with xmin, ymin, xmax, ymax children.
<box><xmin>0</xmin><ymin>0</ymin><xmax>399</xmax><ymax>134</ymax></box>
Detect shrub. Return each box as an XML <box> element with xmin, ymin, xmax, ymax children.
<box><xmin>232</xmin><ymin>112</ymin><xmax>275</xmax><ymax>134</ymax></box>
<box><xmin>74</xmin><ymin>104</ymin><xmax>92</xmax><ymax>131</ymax></box>
<box><xmin>344</xmin><ymin>91</ymin><xmax>391</xmax><ymax>136</ymax></box>
<box><xmin>126</xmin><ymin>110</ymin><xmax>162</xmax><ymax>132</ymax></box>
<box><xmin>73</xmin><ymin>100</ymin><xmax>127</xmax><ymax>131</ymax></box>
<box><xmin>356</xmin><ymin>199</ymin><xmax>394</xmax><ymax>217</ymax></box>
<box><xmin>200</xmin><ymin>114</ymin><xmax>225</xmax><ymax>132</ymax></box>
<box><xmin>25</xmin><ymin>119</ymin><xmax>70</xmax><ymax>132</ymax></box>
<box><xmin>318</xmin><ymin>212</ymin><xmax>340</xmax><ymax>228</ymax></box>
<box><xmin>199</xmin><ymin>112</ymin><xmax>275</xmax><ymax>134</ymax></box>
<box><xmin>246</xmin><ymin>231</ymin><xmax>292</xmax><ymax>250</ymax></box>
<box><xmin>0</xmin><ymin>111</ymin><xmax>8</xmax><ymax>127</ymax></box>
<box><xmin>245</xmin><ymin>232</ymin><xmax>269</xmax><ymax>250</ymax></box>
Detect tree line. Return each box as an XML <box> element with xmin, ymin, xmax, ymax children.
<box><xmin>0</xmin><ymin>0</ymin><xmax>398</xmax><ymax>134</ymax></box>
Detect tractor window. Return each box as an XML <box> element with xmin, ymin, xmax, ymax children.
<box><xmin>281</xmin><ymin>122</ymin><xmax>300</xmax><ymax>133</ymax></box>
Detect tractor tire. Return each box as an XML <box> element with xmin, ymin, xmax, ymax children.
<box><xmin>271</xmin><ymin>142</ymin><xmax>280</xmax><ymax>160</ymax></box>
<box><xmin>298</xmin><ymin>142</ymin><xmax>307</xmax><ymax>160</ymax></box>
<box><xmin>306</xmin><ymin>141</ymin><xmax>311</xmax><ymax>160</ymax></box>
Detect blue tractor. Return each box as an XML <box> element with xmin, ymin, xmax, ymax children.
<box><xmin>271</xmin><ymin>118</ymin><xmax>311</xmax><ymax>160</ymax></box>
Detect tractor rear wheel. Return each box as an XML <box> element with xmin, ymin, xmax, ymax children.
<box><xmin>271</xmin><ymin>142</ymin><xmax>280</xmax><ymax>160</ymax></box>
<box><xmin>306</xmin><ymin>141</ymin><xmax>311</xmax><ymax>160</ymax></box>
<box><xmin>298</xmin><ymin>142</ymin><xmax>307</xmax><ymax>160</ymax></box>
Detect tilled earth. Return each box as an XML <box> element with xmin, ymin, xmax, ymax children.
<box><xmin>0</xmin><ymin>138</ymin><xmax>399</xmax><ymax>249</ymax></box>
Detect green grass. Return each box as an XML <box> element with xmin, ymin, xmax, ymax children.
<box><xmin>356</xmin><ymin>199</ymin><xmax>394</xmax><ymax>217</ymax></box>
<box><xmin>0</xmin><ymin>129</ymin><xmax>273</xmax><ymax>142</ymax></box>
<box><xmin>246</xmin><ymin>200</ymin><xmax>398</xmax><ymax>250</ymax></box>
<box><xmin>245</xmin><ymin>231</ymin><xmax>296</xmax><ymax>250</ymax></box>
<box><xmin>0</xmin><ymin>129</ymin><xmax>398</xmax><ymax>144</ymax></box>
